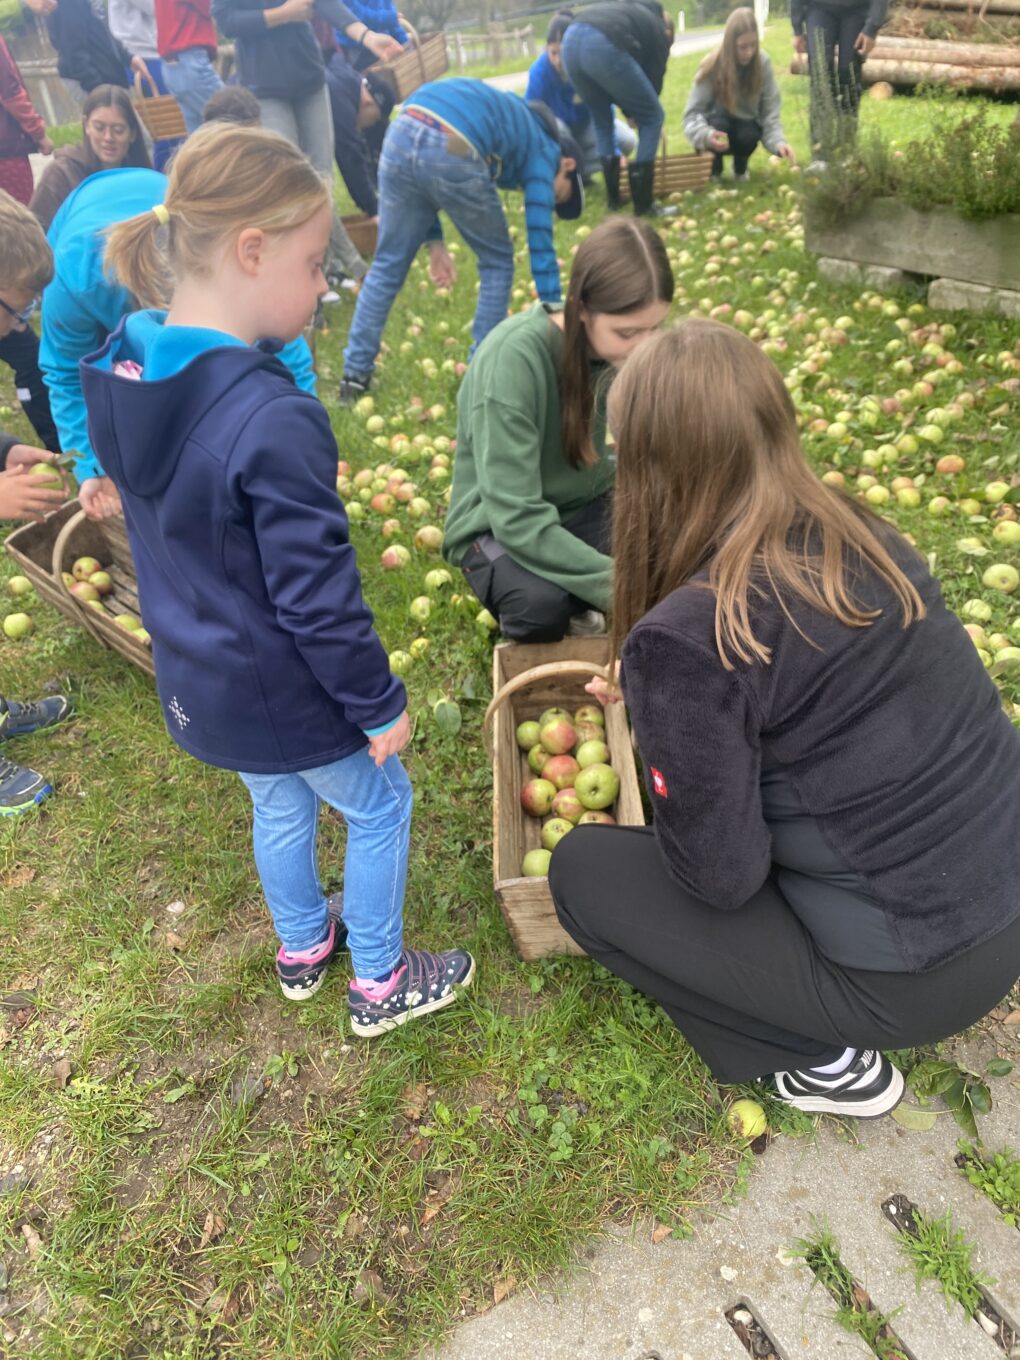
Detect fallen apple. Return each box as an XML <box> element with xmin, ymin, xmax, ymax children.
<box><xmin>6</xmin><ymin>576</ymin><xmax>31</xmax><ymax>597</ymax></box>
<box><xmin>982</xmin><ymin>563</ymin><xmax>1019</xmax><ymax>594</ymax></box>
<box><xmin>726</xmin><ymin>1098</ymin><xmax>767</xmax><ymax>1139</ymax></box>
<box><xmin>2</xmin><ymin>612</ymin><xmax>33</xmax><ymax>639</ymax></box>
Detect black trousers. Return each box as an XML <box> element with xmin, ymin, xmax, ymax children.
<box><xmin>708</xmin><ymin>113</ymin><xmax>761</xmax><ymax>176</ymax></box>
<box><xmin>549</xmin><ymin>824</ymin><xmax>1020</xmax><ymax>1084</ymax></box>
<box><xmin>458</xmin><ymin>492</ymin><xmax>613</xmax><ymax>643</ymax></box>
<box><xmin>806</xmin><ymin>4</ymin><xmax>868</xmax><ymax>154</ymax></box>
<box><xmin>0</xmin><ymin>326</ymin><xmax>60</xmax><ymax>452</ymax></box>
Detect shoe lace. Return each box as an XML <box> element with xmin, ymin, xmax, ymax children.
<box><xmin>7</xmin><ymin>699</ymin><xmax>41</xmax><ymax>724</ymax></box>
<box><xmin>0</xmin><ymin>754</ymin><xmax>22</xmax><ymax>779</ymax></box>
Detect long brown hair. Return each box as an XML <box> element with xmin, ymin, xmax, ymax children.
<box><xmin>104</xmin><ymin>122</ymin><xmax>330</xmax><ymax>309</ymax></box>
<box><xmin>695</xmin><ymin>8</ymin><xmax>762</xmax><ymax>113</ymax></box>
<box><xmin>560</xmin><ymin>216</ymin><xmax>673</xmax><ymax>469</ymax></box>
<box><xmin>607</xmin><ymin>320</ymin><xmax>926</xmax><ymax>670</ymax></box>
<box><xmin>82</xmin><ymin>85</ymin><xmax>151</xmax><ymax>170</ymax></box>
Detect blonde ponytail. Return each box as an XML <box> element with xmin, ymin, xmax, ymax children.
<box><xmin>103</xmin><ymin>123</ymin><xmax>331</xmax><ymax>306</ymax></box>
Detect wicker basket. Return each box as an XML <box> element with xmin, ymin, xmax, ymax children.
<box><xmin>617</xmin><ymin>138</ymin><xmax>714</xmax><ymax>203</ymax></box>
<box><xmin>372</xmin><ymin>17</ymin><xmax>448</xmax><ymax>102</ymax></box>
<box><xmin>342</xmin><ymin>213</ymin><xmax>378</xmax><ymax>256</ymax></box>
<box><xmin>5</xmin><ymin>504</ymin><xmax>155</xmax><ymax>678</ymax></box>
<box><xmin>484</xmin><ymin>638</ymin><xmax>646</xmax><ymax>961</ymax></box>
<box><xmin>132</xmin><ymin>70</ymin><xmax>187</xmax><ymax>141</ymax></box>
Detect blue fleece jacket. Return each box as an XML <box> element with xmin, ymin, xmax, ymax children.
<box><xmin>80</xmin><ymin>310</ymin><xmax>405</xmax><ymax>773</ymax></box>
<box><xmin>40</xmin><ymin>168</ymin><xmax>316</xmax><ymax>486</ymax></box>
<box><xmin>525</xmin><ymin>51</ymin><xmax>591</xmax><ymax>133</ymax></box>
<box><xmin>406</xmin><ymin>80</ymin><xmax>564</xmax><ymax>304</ymax></box>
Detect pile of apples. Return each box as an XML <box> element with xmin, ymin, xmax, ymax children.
<box><xmin>517</xmin><ymin>703</ymin><xmax>620</xmax><ymax>878</ymax></box>
<box><xmin>63</xmin><ymin>554</ymin><xmax>150</xmax><ymax>646</ymax></box>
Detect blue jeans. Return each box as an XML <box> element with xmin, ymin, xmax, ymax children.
<box><xmin>238</xmin><ymin>747</ymin><xmax>413</xmax><ymax>979</ymax></box>
<box><xmin>162</xmin><ymin>47</ymin><xmax>224</xmax><ymax>134</ymax></box>
<box><xmin>343</xmin><ymin>114</ymin><xmax>515</xmax><ymax>379</ymax></box>
<box><xmin>561</xmin><ymin>23</ymin><xmax>664</xmax><ymax>163</ymax></box>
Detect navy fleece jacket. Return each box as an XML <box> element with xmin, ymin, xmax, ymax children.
<box><xmin>80</xmin><ymin>311</ymin><xmax>405</xmax><ymax>773</ymax></box>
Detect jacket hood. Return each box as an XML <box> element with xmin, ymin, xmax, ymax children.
<box><xmin>81</xmin><ymin>310</ymin><xmax>293</xmax><ymax>497</ymax></box>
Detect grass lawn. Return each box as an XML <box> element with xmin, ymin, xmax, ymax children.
<box><xmin>1</xmin><ymin>43</ymin><xmax>1019</xmax><ymax>1360</ymax></box>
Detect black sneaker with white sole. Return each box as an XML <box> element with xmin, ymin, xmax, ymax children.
<box><xmin>348</xmin><ymin>946</ymin><xmax>475</xmax><ymax>1038</ymax></box>
<box><xmin>773</xmin><ymin>1049</ymin><xmax>904</xmax><ymax>1118</ymax></box>
<box><xmin>275</xmin><ymin>893</ymin><xmax>347</xmax><ymax>1001</ymax></box>
<box><xmin>338</xmin><ymin>374</ymin><xmax>371</xmax><ymax>408</ymax></box>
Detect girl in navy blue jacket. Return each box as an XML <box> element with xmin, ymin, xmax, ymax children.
<box><xmin>80</xmin><ymin>123</ymin><xmax>474</xmax><ymax>1037</ymax></box>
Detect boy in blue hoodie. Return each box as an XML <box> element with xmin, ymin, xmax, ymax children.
<box><xmin>339</xmin><ymin>78</ymin><xmax>584</xmax><ymax>405</ymax></box>
<box><xmin>80</xmin><ymin>124</ymin><xmax>474</xmax><ymax>1033</ymax></box>
<box><xmin>39</xmin><ymin>167</ymin><xmax>317</xmax><ymax>520</ymax></box>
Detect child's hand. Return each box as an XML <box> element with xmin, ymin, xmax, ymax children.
<box><xmin>584</xmin><ymin>674</ymin><xmax>621</xmax><ymax>706</ymax></box>
<box><xmin>367</xmin><ymin>711</ymin><xmax>411</xmax><ymax>766</ymax></box>
<box><xmin>79</xmin><ymin>476</ymin><xmax>122</xmax><ymax>520</ymax></box>
<box><xmin>0</xmin><ymin>465</ymin><xmax>66</xmax><ymax>522</ymax></box>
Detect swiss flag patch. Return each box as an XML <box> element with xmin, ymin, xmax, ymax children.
<box><xmin>650</xmin><ymin>767</ymin><xmax>668</xmax><ymax>798</ymax></box>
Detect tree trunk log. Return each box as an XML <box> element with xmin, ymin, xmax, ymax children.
<box><xmin>790</xmin><ymin>52</ymin><xmax>1020</xmax><ymax>85</ymax></box>
<box><xmin>875</xmin><ymin>34</ymin><xmax>1020</xmax><ymax>63</ymax></box>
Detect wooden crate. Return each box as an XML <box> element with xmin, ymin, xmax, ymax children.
<box><xmin>5</xmin><ymin>503</ymin><xmax>155</xmax><ymax>677</ymax></box>
<box><xmin>342</xmin><ymin>213</ymin><xmax>378</xmax><ymax>256</ymax></box>
<box><xmin>372</xmin><ymin>19</ymin><xmax>448</xmax><ymax>101</ymax></box>
<box><xmin>618</xmin><ymin>148</ymin><xmax>714</xmax><ymax>203</ymax></box>
<box><xmin>487</xmin><ymin>638</ymin><xmax>646</xmax><ymax>960</ymax></box>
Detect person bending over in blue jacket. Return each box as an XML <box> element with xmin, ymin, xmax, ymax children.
<box><xmin>525</xmin><ymin>9</ymin><xmax>635</xmax><ymax>182</ymax></box>
<box><xmin>39</xmin><ymin>167</ymin><xmax>316</xmax><ymax>520</ymax></box>
<box><xmin>82</xmin><ymin>124</ymin><xmax>474</xmax><ymax>1034</ymax></box>
<box><xmin>339</xmin><ymin>78</ymin><xmax>584</xmax><ymax>406</ymax></box>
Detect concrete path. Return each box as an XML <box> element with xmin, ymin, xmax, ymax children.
<box><xmin>424</xmin><ymin>1035</ymin><xmax>1020</xmax><ymax>1359</ymax></box>
<box><xmin>484</xmin><ymin>28</ymin><xmax>725</xmax><ymax>93</ymax></box>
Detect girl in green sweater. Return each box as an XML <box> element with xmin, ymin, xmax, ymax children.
<box><xmin>442</xmin><ymin>217</ymin><xmax>673</xmax><ymax>643</ymax></box>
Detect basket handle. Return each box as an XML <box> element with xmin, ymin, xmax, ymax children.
<box><xmin>51</xmin><ymin>507</ymin><xmax>108</xmax><ymax>644</ymax></box>
<box><xmin>483</xmin><ymin>658</ymin><xmax>609</xmax><ymax>760</ymax></box>
<box><xmin>396</xmin><ymin>12</ymin><xmax>427</xmax><ymax>82</ymax></box>
<box><xmin>133</xmin><ymin>69</ymin><xmax>159</xmax><ymax>101</ymax></box>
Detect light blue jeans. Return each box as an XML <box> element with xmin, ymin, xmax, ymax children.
<box><xmin>561</xmin><ymin>22</ymin><xmax>664</xmax><ymax>163</ymax></box>
<box><xmin>238</xmin><ymin>747</ymin><xmax>412</xmax><ymax>980</ymax></box>
<box><xmin>343</xmin><ymin>114</ymin><xmax>515</xmax><ymax>379</ymax></box>
<box><xmin>162</xmin><ymin>47</ymin><xmax>223</xmax><ymax>135</ymax></box>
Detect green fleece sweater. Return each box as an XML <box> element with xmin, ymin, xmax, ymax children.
<box><xmin>442</xmin><ymin>303</ymin><xmax>615</xmax><ymax>611</ymax></box>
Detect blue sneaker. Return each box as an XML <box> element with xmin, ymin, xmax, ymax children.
<box><xmin>0</xmin><ymin>695</ymin><xmax>73</xmax><ymax>740</ymax></box>
<box><xmin>348</xmin><ymin>946</ymin><xmax>475</xmax><ymax>1038</ymax></box>
<box><xmin>275</xmin><ymin>893</ymin><xmax>348</xmax><ymax>1001</ymax></box>
<box><xmin>0</xmin><ymin>755</ymin><xmax>52</xmax><ymax>816</ymax></box>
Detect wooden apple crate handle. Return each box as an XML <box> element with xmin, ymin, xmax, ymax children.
<box><xmin>51</xmin><ymin>507</ymin><xmax>109</xmax><ymax>645</ymax></box>
<box><xmin>483</xmin><ymin>659</ymin><xmax>609</xmax><ymax>761</ymax></box>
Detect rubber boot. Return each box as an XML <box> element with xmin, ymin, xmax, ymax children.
<box><xmin>627</xmin><ymin>160</ymin><xmax>656</xmax><ymax>217</ymax></box>
<box><xmin>601</xmin><ymin>155</ymin><xmax>622</xmax><ymax>211</ymax></box>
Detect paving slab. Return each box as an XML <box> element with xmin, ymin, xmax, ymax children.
<box><xmin>424</xmin><ymin>1048</ymin><xmax>1020</xmax><ymax>1360</ymax></box>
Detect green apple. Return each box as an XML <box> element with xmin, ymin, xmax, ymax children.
<box><xmin>726</xmin><ymin>1098</ymin><xmax>767</xmax><ymax>1139</ymax></box>
<box><xmin>516</xmin><ymin>720</ymin><xmax>541</xmax><ymax>751</ymax></box>
<box><xmin>575</xmin><ymin>739</ymin><xmax>610</xmax><ymax>768</ymax></box>
<box><xmin>982</xmin><ymin>563</ymin><xmax>1019</xmax><ymax>594</ymax></box>
<box><xmin>388</xmin><ymin>649</ymin><xmax>413</xmax><ymax>674</ymax></box>
<box><xmin>992</xmin><ymin>520</ymin><xmax>1020</xmax><ymax>546</ymax></box>
<box><xmin>521</xmin><ymin>848</ymin><xmax>552</xmax><ymax>878</ymax></box>
<box><xmin>541</xmin><ymin>817</ymin><xmax>574</xmax><ymax>851</ymax></box>
<box><xmin>527</xmin><ymin>744</ymin><xmax>551</xmax><ymax>775</ymax></box>
<box><xmin>575</xmin><ymin>763</ymin><xmax>620</xmax><ymax>811</ymax></box>
<box><xmin>3</xmin><ymin>612</ymin><xmax>33</xmax><ymax>639</ymax></box>
<box><xmin>28</xmin><ymin>461</ymin><xmax>64</xmax><ymax>491</ymax></box>
<box><xmin>6</xmin><ymin>576</ymin><xmax>31</xmax><ymax>597</ymax></box>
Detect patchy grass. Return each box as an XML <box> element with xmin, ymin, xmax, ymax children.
<box><xmin>6</xmin><ymin>52</ymin><xmax>1020</xmax><ymax>1359</ymax></box>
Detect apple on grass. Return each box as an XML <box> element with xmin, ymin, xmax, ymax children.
<box><xmin>520</xmin><ymin>778</ymin><xmax>556</xmax><ymax>818</ymax></box>
<box><xmin>982</xmin><ymin>563</ymin><xmax>1019</xmax><ymax>595</ymax></box>
<box><xmin>3</xmin><ymin>612</ymin><xmax>33</xmax><ymax>639</ymax></box>
<box><xmin>574</xmin><ymin>763</ymin><xmax>620</xmax><ymax>811</ymax></box>
<box><xmin>6</xmin><ymin>576</ymin><xmax>31</xmax><ymax>597</ymax></box>
<box><xmin>542</xmin><ymin>754</ymin><xmax>580</xmax><ymax>790</ymax></box>
<box><xmin>726</xmin><ymin>1098</ymin><xmax>767</xmax><ymax>1139</ymax></box>
<box><xmin>541</xmin><ymin>817</ymin><xmax>574</xmax><ymax>851</ymax></box>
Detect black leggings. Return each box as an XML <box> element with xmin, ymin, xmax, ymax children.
<box><xmin>549</xmin><ymin>824</ymin><xmax>1020</xmax><ymax>1084</ymax></box>
<box><xmin>708</xmin><ymin>113</ymin><xmax>761</xmax><ymax>175</ymax></box>
<box><xmin>806</xmin><ymin>3</ymin><xmax>868</xmax><ymax>154</ymax></box>
<box><xmin>458</xmin><ymin>492</ymin><xmax>613</xmax><ymax>644</ymax></box>
<box><xmin>0</xmin><ymin>326</ymin><xmax>60</xmax><ymax>452</ymax></box>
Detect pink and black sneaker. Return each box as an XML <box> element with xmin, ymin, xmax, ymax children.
<box><xmin>348</xmin><ymin>946</ymin><xmax>475</xmax><ymax>1038</ymax></box>
<box><xmin>275</xmin><ymin>893</ymin><xmax>347</xmax><ymax>1001</ymax></box>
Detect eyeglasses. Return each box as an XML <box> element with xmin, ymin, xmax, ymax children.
<box><xmin>87</xmin><ymin>119</ymin><xmax>130</xmax><ymax>137</ymax></box>
<box><xmin>0</xmin><ymin>296</ymin><xmax>37</xmax><ymax>326</ymax></box>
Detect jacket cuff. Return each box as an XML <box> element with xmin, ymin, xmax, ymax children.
<box><xmin>363</xmin><ymin>716</ymin><xmax>399</xmax><ymax>737</ymax></box>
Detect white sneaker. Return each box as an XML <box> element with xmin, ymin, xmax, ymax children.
<box><xmin>320</xmin><ymin>289</ymin><xmax>342</xmax><ymax>305</ymax></box>
<box><xmin>567</xmin><ymin>609</ymin><xmax>607</xmax><ymax>637</ymax></box>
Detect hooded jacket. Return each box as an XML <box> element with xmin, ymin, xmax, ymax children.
<box><xmin>39</xmin><ymin>168</ymin><xmax>315</xmax><ymax>484</ymax></box>
<box><xmin>80</xmin><ymin>311</ymin><xmax>405</xmax><ymax>774</ymax></box>
<box><xmin>30</xmin><ymin>139</ymin><xmax>153</xmax><ymax>233</ymax></box>
<box><xmin>46</xmin><ymin>0</ymin><xmax>134</xmax><ymax>91</ymax></box>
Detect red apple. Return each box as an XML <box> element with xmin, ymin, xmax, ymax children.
<box><xmin>542</xmin><ymin>754</ymin><xmax>580</xmax><ymax>790</ymax></box>
<box><xmin>72</xmin><ymin>555</ymin><xmax>101</xmax><ymax>582</ymax></box>
<box><xmin>551</xmin><ymin>787</ymin><xmax>584</xmax><ymax>823</ymax></box>
<box><xmin>521</xmin><ymin>778</ymin><xmax>556</xmax><ymax>818</ymax></box>
<box><xmin>539</xmin><ymin>718</ymin><xmax>577</xmax><ymax>755</ymax></box>
<box><xmin>577</xmin><ymin>810</ymin><xmax>616</xmax><ymax>826</ymax></box>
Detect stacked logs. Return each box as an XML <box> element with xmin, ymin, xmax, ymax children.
<box><xmin>790</xmin><ymin>1</ymin><xmax>1020</xmax><ymax>91</ymax></box>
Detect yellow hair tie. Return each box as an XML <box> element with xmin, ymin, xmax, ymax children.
<box><xmin>151</xmin><ymin>203</ymin><xmax>170</xmax><ymax>226</ymax></box>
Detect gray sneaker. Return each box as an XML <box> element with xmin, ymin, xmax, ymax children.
<box><xmin>0</xmin><ymin>755</ymin><xmax>52</xmax><ymax>817</ymax></box>
<box><xmin>567</xmin><ymin>609</ymin><xmax>607</xmax><ymax>638</ymax></box>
